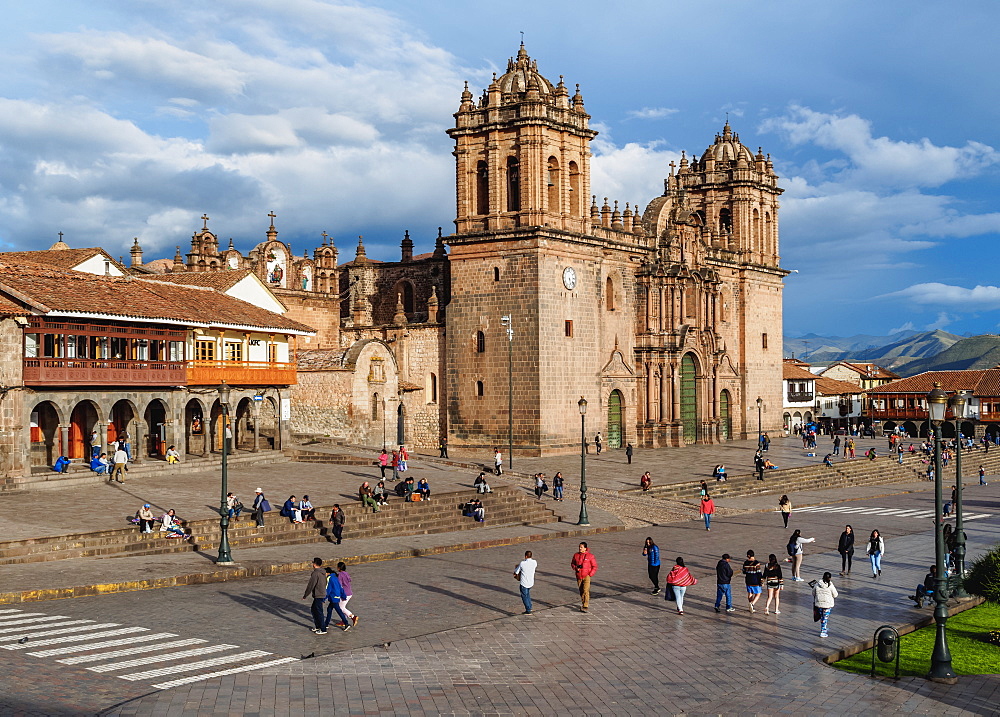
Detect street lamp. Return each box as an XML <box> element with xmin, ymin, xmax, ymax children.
<box><xmin>501</xmin><ymin>315</ymin><xmax>513</xmax><ymax>472</ymax></box>
<box><xmin>216</xmin><ymin>380</ymin><xmax>234</xmax><ymax>565</ymax></box>
<box><xmin>949</xmin><ymin>391</ymin><xmax>970</xmax><ymax>597</ymax></box>
<box><xmin>756</xmin><ymin>397</ymin><xmax>763</xmax><ymax>446</ymax></box>
<box><xmin>578</xmin><ymin>397</ymin><xmax>589</xmax><ymax>526</ymax></box>
<box><xmin>926</xmin><ymin>382</ymin><xmax>956</xmax><ymax>683</ymax></box>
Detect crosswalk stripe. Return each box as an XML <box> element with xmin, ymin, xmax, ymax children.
<box><xmin>88</xmin><ymin>644</ymin><xmax>238</xmax><ymax>672</ymax></box>
<box><xmin>965</xmin><ymin>513</ymin><xmax>992</xmax><ymax>521</ymax></box>
<box><xmin>0</xmin><ymin>610</ymin><xmax>27</xmax><ymax>615</ymax></box>
<box><xmin>0</xmin><ymin>621</ymin><xmax>103</xmax><ymax>641</ymax></box>
<box><xmin>0</xmin><ymin>617</ymin><xmax>79</xmax><ymax>632</ymax></box>
<box><xmin>34</xmin><ymin>634</ymin><xmax>182</xmax><ymax>659</ymax></box>
<box><xmin>150</xmin><ymin>656</ymin><xmax>299</xmax><ymax>690</ymax></box>
<box><xmin>119</xmin><ymin>650</ymin><xmax>271</xmax><ymax>681</ymax></box>
<box><xmin>2</xmin><ymin>627</ymin><xmax>147</xmax><ymax>650</ymax></box>
<box><xmin>0</xmin><ymin>612</ymin><xmax>46</xmax><ymax>622</ymax></box>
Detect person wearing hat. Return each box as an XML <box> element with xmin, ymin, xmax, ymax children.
<box><xmin>138</xmin><ymin>503</ymin><xmax>155</xmax><ymax>534</ymax></box>
<box><xmin>252</xmin><ymin>488</ymin><xmax>270</xmax><ymax>528</ymax></box>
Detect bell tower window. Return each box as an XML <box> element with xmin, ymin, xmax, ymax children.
<box><xmin>506</xmin><ymin>156</ymin><xmax>520</xmax><ymax>212</ymax></box>
<box><xmin>476</xmin><ymin>161</ymin><xmax>489</xmax><ymax>215</ymax></box>
<box><xmin>569</xmin><ymin>161</ymin><xmax>581</xmax><ymax>216</ymax></box>
<box><xmin>547</xmin><ymin>156</ymin><xmax>560</xmax><ymax>213</ymax></box>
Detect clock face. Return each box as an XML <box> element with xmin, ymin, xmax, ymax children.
<box><xmin>228</xmin><ymin>254</ymin><xmax>239</xmax><ymax>269</ymax></box>
<box><xmin>562</xmin><ymin>266</ymin><xmax>577</xmax><ymax>290</ymax></box>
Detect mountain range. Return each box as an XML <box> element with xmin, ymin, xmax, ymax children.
<box><xmin>784</xmin><ymin>330</ymin><xmax>961</xmax><ymax>368</ymax></box>
<box><xmin>893</xmin><ymin>334</ymin><xmax>1000</xmax><ymax>375</ymax></box>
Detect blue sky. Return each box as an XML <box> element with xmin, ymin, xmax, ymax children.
<box><xmin>1</xmin><ymin>0</ymin><xmax>999</xmax><ymax>338</ymax></box>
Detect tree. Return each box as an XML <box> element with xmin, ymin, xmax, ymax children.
<box><xmin>963</xmin><ymin>543</ymin><xmax>1000</xmax><ymax>604</ymax></box>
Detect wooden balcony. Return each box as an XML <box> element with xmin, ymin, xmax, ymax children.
<box><xmin>187</xmin><ymin>361</ymin><xmax>298</xmax><ymax>386</ymax></box>
<box><xmin>24</xmin><ymin>359</ymin><xmax>187</xmax><ymax>386</ymax></box>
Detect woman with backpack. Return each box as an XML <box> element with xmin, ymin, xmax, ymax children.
<box><xmin>811</xmin><ymin>572</ymin><xmax>839</xmax><ymax>638</ymax></box>
<box><xmin>866</xmin><ymin>529</ymin><xmax>885</xmax><ymax>579</ymax></box>
<box><xmin>787</xmin><ymin>529</ymin><xmax>815</xmax><ymax>581</ymax></box>
<box><xmin>665</xmin><ymin>556</ymin><xmax>697</xmax><ymax>615</ymax></box>
<box><xmin>837</xmin><ymin>524</ymin><xmax>855</xmax><ymax>576</ymax></box>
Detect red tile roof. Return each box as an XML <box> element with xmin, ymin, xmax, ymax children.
<box><xmin>783</xmin><ymin>363</ymin><xmax>818</xmax><ymax>381</ymax></box>
<box><xmin>0</xmin><ymin>248</ymin><xmax>128</xmax><ymax>274</ymax></box>
<box><xmin>864</xmin><ymin>370</ymin><xmax>986</xmax><ymax>395</ymax></box>
<box><xmin>0</xmin><ymin>259</ymin><xmax>314</xmax><ymax>334</ymax></box>
<box><xmin>814</xmin><ymin>376</ymin><xmax>864</xmax><ymax>395</ymax></box>
<box><xmin>144</xmin><ymin>269</ymin><xmax>254</xmax><ymax>291</ymax></box>
<box><xmin>835</xmin><ymin>362</ymin><xmax>899</xmax><ymax>380</ymax></box>
<box><xmin>0</xmin><ymin>294</ymin><xmax>30</xmax><ymax>316</ymax></box>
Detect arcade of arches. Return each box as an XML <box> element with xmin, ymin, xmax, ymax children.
<box><xmin>26</xmin><ymin>388</ymin><xmax>289</xmax><ymax>469</ymax></box>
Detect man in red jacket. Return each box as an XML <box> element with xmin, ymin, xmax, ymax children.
<box><xmin>570</xmin><ymin>542</ymin><xmax>598</xmax><ymax>612</ymax></box>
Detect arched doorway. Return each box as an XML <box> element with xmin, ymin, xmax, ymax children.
<box><xmin>783</xmin><ymin>412</ymin><xmax>792</xmax><ymax>434</ymax></box>
<box><xmin>607</xmin><ymin>389</ymin><xmax>623</xmax><ymax>449</ymax></box>
<box><xmin>396</xmin><ymin>403</ymin><xmax>405</xmax><ymax>445</ymax></box>
<box><xmin>720</xmin><ymin>390</ymin><xmax>732</xmax><ymax>440</ymax></box>
<box><xmin>143</xmin><ymin>399</ymin><xmax>167</xmax><ymax>458</ymax></box>
<box><xmin>69</xmin><ymin>400</ymin><xmax>99</xmax><ymax>460</ymax></box>
<box><xmin>108</xmin><ymin>400</ymin><xmax>137</xmax><ymax>460</ymax></box>
<box><xmin>902</xmin><ymin>421</ymin><xmax>918</xmax><ymax>438</ymax></box>
<box><xmin>960</xmin><ymin>421</ymin><xmax>975</xmax><ymax>440</ymax></box>
<box><xmin>185</xmin><ymin>398</ymin><xmax>206</xmax><ymax>455</ymax></box>
<box><xmin>258</xmin><ymin>396</ymin><xmax>280</xmax><ymax>450</ymax></box>
<box><xmin>680</xmin><ymin>354</ymin><xmax>698</xmax><ymax>443</ymax></box>
<box><xmin>29</xmin><ymin>401</ymin><xmax>60</xmax><ymax>467</ymax></box>
<box><xmin>234</xmin><ymin>397</ymin><xmax>255</xmax><ymax>451</ymax></box>
<box><xmin>940</xmin><ymin>421</ymin><xmax>956</xmax><ymax>438</ymax></box>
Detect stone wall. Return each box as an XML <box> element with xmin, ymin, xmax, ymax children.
<box><xmin>0</xmin><ymin>318</ymin><xmax>27</xmax><ymax>478</ymax></box>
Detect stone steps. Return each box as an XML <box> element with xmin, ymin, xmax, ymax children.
<box><xmin>0</xmin><ymin>486</ymin><xmax>558</xmax><ymax>564</ymax></box>
<box><xmin>289</xmin><ymin>450</ymin><xmax>373</xmax><ymax>466</ymax></box>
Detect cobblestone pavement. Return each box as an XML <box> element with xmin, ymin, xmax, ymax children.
<box><xmin>0</xmin><ymin>484</ymin><xmax>994</xmax><ymax>715</ymax></box>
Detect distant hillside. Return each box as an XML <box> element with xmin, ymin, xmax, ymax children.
<box><xmin>894</xmin><ymin>334</ymin><xmax>1000</xmax><ymax>375</ymax></box>
<box><xmin>785</xmin><ymin>330</ymin><xmax>960</xmax><ymax>367</ymax></box>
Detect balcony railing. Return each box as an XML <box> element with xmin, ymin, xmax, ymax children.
<box><xmin>786</xmin><ymin>391</ymin><xmax>814</xmax><ymax>403</ymax></box>
<box><xmin>24</xmin><ymin>358</ymin><xmax>187</xmax><ymax>386</ymax></box>
<box><xmin>187</xmin><ymin>361</ymin><xmax>297</xmax><ymax>386</ymax></box>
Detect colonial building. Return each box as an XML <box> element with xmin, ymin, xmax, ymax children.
<box><xmin>782</xmin><ymin>361</ymin><xmax>817</xmax><ymax>432</ymax></box>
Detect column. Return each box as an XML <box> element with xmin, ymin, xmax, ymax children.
<box><xmin>645</xmin><ymin>362</ymin><xmax>654</xmax><ymax>422</ymax></box>
<box><xmin>659</xmin><ymin>363</ymin><xmax>668</xmax><ymax>422</ymax></box>
<box><xmin>252</xmin><ymin>403</ymin><xmax>261</xmax><ymax>453</ymax></box>
<box><xmin>58</xmin><ymin>424</ymin><xmax>69</xmax><ymax>461</ymax></box>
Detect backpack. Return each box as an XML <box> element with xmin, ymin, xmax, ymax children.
<box><xmin>786</xmin><ymin>541</ymin><xmax>796</xmax><ymax>557</ymax></box>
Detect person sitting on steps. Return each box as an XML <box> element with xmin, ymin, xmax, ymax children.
<box><xmin>416</xmin><ymin>478</ymin><xmax>431</xmax><ymax>501</ymax></box>
<box><xmin>909</xmin><ymin>565</ymin><xmax>937</xmax><ymax>607</ymax></box>
<box><xmin>474</xmin><ymin>472</ymin><xmax>492</xmax><ymax>494</ymax></box>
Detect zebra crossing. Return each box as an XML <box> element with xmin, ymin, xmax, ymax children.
<box><xmin>0</xmin><ymin>607</ymin><xmax>296</xmax><ymax>690</ymax></box>
<box><xmin>790</xmin><ymin>505</ymin><xmax>993</xmax><ymax>521</ymax></box>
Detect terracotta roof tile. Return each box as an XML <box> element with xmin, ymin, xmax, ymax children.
<box><xmin>837</xmin><ymin>361</ymin><xmax>899</xmax><ymax>379</ymax></box>
<box><xmin>144</xmin><ymin>269</ymin><xmax>253</xmax><ymax>291</ymax></box>
<box><xmin>864</xmin><ymin>370</ymin><xmax>985</xmax><ymax>394</ymax></box>
<box><xmin>0</xmin><ymin>294</ymin><xmax>30</xmax><ymax>316</ymax></box>
<box><xmin>814</xmin><ymin>376</ymin><xmax>864</xmax><ymax>395</ymax></box>
<box><xmin>783</xmin><ymin>363</ymin><xmax>818</xmax><ymax>381</ymax></box>
<box><xmin>0</xmin><ymin>248</ymin><xmax>128</xmax><ymax>274</ymax></box>
<box><xmin>0</xmin><ymin>259</ymin><xmax>314</xmax><ymax>334</ymax></box>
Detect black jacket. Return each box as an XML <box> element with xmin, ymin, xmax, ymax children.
<box><xmin>838</xmin><ymin>531</ymin><xmax>855</xmax><ymax>553</ymax></box>
<box><xmin>716</xmin><ymin>559</ymin><xmax>733</xmax><ymax>584</ymax></box>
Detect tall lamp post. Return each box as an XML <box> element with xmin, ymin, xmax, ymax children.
<box><xmin>950</xmin><ymin>391</ymin><xmax>971</xmax><ymax>597</ymax></box>
<box><xmin>216</xmin><ymin>380</ymin><xmax>234</xmax><ymax>565</ymax></box>
<box><xmin>501</xmin><ymin>315</ymin><xmax>513</xmax><ymax>472</ymax></box>
<box><xmin>578</xmin><ymin>397</ymin><xmax>589</xmax><ymax>526</ymax></box>
<box><xmin>756</xmin><ymin>397</ymin><xmax>763</xmax><ymax>446</ymax></box>
<box><xmin>926</xmin><ymin>383</ymin><xmax>956</xmax><ymax>683</ymax></box>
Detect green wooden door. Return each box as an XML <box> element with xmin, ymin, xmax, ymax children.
<box><xmin>720</xmin><ymin>390</ymin><xmax>731</xmax><ymax>440</ymax></box>
<box><xmin>607</xmin><ymin>390</ymin><xmax>623</xmax><ymax>448</ymax></box>
<box><xmin>680</xmin><ymin>354</ymin><xmax>697</xmax><ymax>443</ymax></box>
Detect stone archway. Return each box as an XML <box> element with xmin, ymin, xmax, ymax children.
<box><xmin>108</xmin><ymin>400</ymin><xmax>138</xmax><ymax>460</ymax></box>
<box><xmin>234</xmin><ymin>397</ymin><xmax>255</xmax><ymax>451</ymax></box>
<box><xmin>29</xmin><ymin>401</ymin><xmax>61</xmax><ymax>467</ymax></box>
<box><xmin>719</xmin><ymin>390</ymin><xmax>732</xmax><ymax>441</ymax></box>
<box><xmin>259</xmin><ymin>396</ymin><xmax>280</xmax><ymax>450</ymax></box>
<box><xmin>143</xmin><ymin>399</ymin><xmax>168</xmax><ymax>458</ymax></box>
<box><xmin>185</xmin><ymin>398</ymin><xmax>207</xmax><ymax>455</ymax></box>
<box><xmin>607</xmin><ymin>389</ymin><xmax>624</xmax><ymax>449</ymax></box>
<box><xmin>397</xmin><ymin>403</ymin><xmax>406</xmax><ymax>446</ymax></box>
<box><xmin>69</xmin><ymin>400</ymin><xmax>100</xmax><ymax>461</ymax></box>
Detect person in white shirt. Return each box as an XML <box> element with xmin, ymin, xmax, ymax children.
<box><xmin>111</xmin><ymin>447</ymin><xmax>128</xmax><ymax>483</ymax></box>
<box><xmin>494</xmin><ymin>449</ymin><xmax>503</xmax><ymax>476</ymax></box>
<box><xmin>514</xmin><ymin>550</ymin><xmax>538</xmax><ymax>615</ymax></box>
<box><xmin>165</xmin><ymin>445</ymin><xmax>181</xmax><ymax>464</ymax></box>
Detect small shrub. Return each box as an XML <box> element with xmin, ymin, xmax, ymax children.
<box><xmin>964</xmin><ymin>543</ymin><xmax>1000</xmax><ymax>604</ymax></box>
<box><xmin>986</xmin><ymin>630</ymin><xmax>1000</xmax><ymax>647</ymax></box>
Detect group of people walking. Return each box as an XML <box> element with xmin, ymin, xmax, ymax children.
<box><xmin>302</xmin><ymin>557</ymin><xmax>359</xmax><ymax>634</ymax></box>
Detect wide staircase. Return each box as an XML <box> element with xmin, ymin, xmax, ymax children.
<box><xmin>624</xmin><ymin>451</ymin><xmax>941</xmax><ymax>502</ymax></box>
<box><xmin>288</xmin><ymin>447</ymin><xmax>374</xmax><ymax>467</ymax></box>
<box><xmin>0</xmin><ymin>485</ymin><xmax>559</xmax><ymax>565</ymax></box>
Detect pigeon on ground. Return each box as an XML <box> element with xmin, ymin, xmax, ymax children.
<box><xmin>18</xmin><ymin>637</ymin><xmax>28</xmax><ymax>644</ymax></box>
<box><xmin>300</xmin><ymin>652</ymin><xmax>315</xmax><ymax>660</ymax></box>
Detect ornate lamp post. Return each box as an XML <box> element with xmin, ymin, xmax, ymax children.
<box><xmin>216</xmin><ymin>380</ymin><xmax>234</xmax><ymax>565</ymax></box>
<box><xmin>926</xmin><ymin>382</ymin><xmax>956</xmax><ymax>683</ymax></box>
<box><xmin>501</xmin><ymin>315</ymin><xmax>513</xmax><ymax>472</ymax></box>
<box><xmin>578</xmin><ymin>397</ymin><xmax>589</xmax><ymax>526</ymax></box>
<box><xmin>949</xmin><ymin>391</ymin><xmax>970</xmax><ymax>597</ymax></box>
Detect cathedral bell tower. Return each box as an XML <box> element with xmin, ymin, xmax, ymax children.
<box><xmin>449</xmin><ymin>43</ymin><xmax>596</xmax><ymax>235</ymax></box>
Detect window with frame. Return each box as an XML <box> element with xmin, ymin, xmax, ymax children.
<box><xmin>476</xmin><ymin>380</ymin><xmax>484</xmax><ymax>397</ymax></box>
<box><xmin>565</xmin><ymin>320</ymin><xmax>573</xmax><ymax>337</ymax></box>
<box><xmin>762</xmin><ymin>333</ymin><xmax>768</xmax><ymax>350</ymax></box>
<box><xmin>267</xmin><ymin>343</ymin><xmax>278</xmax><ymax>363</ymax></box>
<box><xmin>194</xmin><ymin>340</ymin><xmax>216</xmax><ymax>361</ymax></box>
<box><xmin>225</xmin><ymin>342</ymin><xmax>243</xmax><ymax>362</ymax></box>
<box><xmin>476</xmin><ymin>331</ymin><xmax>486</xmax><ymax>353</ymax></box>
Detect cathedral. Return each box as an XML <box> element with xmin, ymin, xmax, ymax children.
<box><xmin>116</xmin><ymin>45</ymin><xmax>787</xmax><ymax>455</ymax></box>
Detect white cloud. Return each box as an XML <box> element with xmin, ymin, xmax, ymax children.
<box><xmin>889</xmin><ymin>321</ymin><xmax>915</xmax><ymax>334</ymax></box>
<box><xmin>626</xmin><ymin>107</ymin><xmax>679</xmax><ymax>120</ymax></box>
<box><xmin>926</xmin><ymin>312</ymin><xmax>955</xmax><ymax>330</ymax></box>
<box><xmin>882</xmin><ymin>283</ymin><xmax>1000</xmax><ymax>310</ymax></box>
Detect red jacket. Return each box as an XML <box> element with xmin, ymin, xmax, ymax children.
<box><xmin>571</xmin><ymin>551</ymin><xmax>598</xmax><ymax>579</ymax></box>
<box><xmin>700</xmin><ymin>498</ymin><xmax>715</xmax><ymax>515</ymax></box>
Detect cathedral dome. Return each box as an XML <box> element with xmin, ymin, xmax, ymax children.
<box><xmin>495</xmin><ymin>43</ymin><xmax>555</xmax><ymax>99</ymax></box>
<box><xmin>701</xmin><ymin>121</ymin><xmax>756</xmax><ymax>165</ymax></box>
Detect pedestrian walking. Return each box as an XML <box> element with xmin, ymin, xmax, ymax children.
<box><xmin>398</xmin><ymin>445</ymin><xmax>409</xmax><ymax>472</ymax></box>
<box><xmin>833</xmin><ymin>435</ymin><xmax>841</xmax><ymax>455</ymax></box>
<box><xmin>778</xmin><ymin>494</ymin><xmax>792</xmax><ymax>528</ymax></box>
<box><xmin>552</xmin><ymin>472</ymin><xmax>564</xmax><ymax>501</ymax></box>
<box><xmin>439</xmin><ymin>436</ymin><xmax>448</xmax><ymax>458</ymax></box>
<box><xmin>699</xmin><ymin>480</ymin><xmax>709</xmax><ymax>497</ymax></box>
<box><xmin>665</xmin><ymin>557</ymin><xmax>697</xmax><ymax>615</ymax></box>
<box><xmin>754</xmin><ymin>451</ymin><xmax>765</xmax><ymax>481</ymax></box>
<box><xmin>763</xmin><ymin>553</ymin><xmax>784</xmax><ymax>614</ymax></box>
<box><xmin>570</xmin><ymin>542</ymin><xmax>598</xmax><ymax>612</ymax></box>
<box><xmin>700</xmin><ymin>494</ymin><xmax>715</xmax><ymax>531</ymax></box>
<box><xmin>714</xmin><ymin>553</ymin><xmax>734</xmax><ymax>613</ymax></box>
<box><xmin>642</xmin><ymin>537</ymin><xmax>660</xmax><ymax>595</ymax></box>
<box><xmin>110</xmin><ymin>445</ymin><xmax>128</xmax><ymax>483</ymax></box>
<box><xmin>252</xmin><ymin>488</ymin><xmax>270</xmax><ymax>528</ymax></box>
<box><xmin>534</xmin><ymin>473</ymin><xmax>546</xmax><ymax>500</ymax></box>
<box><xmin>391</xmin><ymin>449</ymin><xmax>400</xmax><ymax>481</ymax></box>
<box><xmin>514</xmin><ymin>550</ymin><xmax>537</xmax><ymax>614</ymax></box>
<box><xmin>322</xmin><ymin>566</ymin><xmax>351</xmax><ymax>632</ymax></box>
<box><xmin>787</xmin><ymin>529</ymin><xmax>815</xmax><ymax>581</ymax></box>
<box><xmin>595</xmin><ymin>432</ymin><xmax>603</xmax><ymax>454</ymax></box>
<box><xmin>846</xmin><ymin>438</ymin><xmax>856</xmax><ymax>459</ymax></box>
<box><xmin>494</xmin><ymin>448</ymin><xmax>503</xmax><ymax>475</ymax></box>
<box><xmin>866</xmin><ymin>529</ymin><xmax>884</xmax><ymax>579</ymax></box>
<box><xmin>378</xmin><ymin>449</ymin><xmax>388</xmax><ymax>479</ymax></box>
<box><xmin>303</xmin><ymin>557</ymin><xmax>332</xmax><ymax>634</ymax></box>
<box><xmin>742</xmin><ymin>550</ymin><xmax>763</xmax><ymax>613</ymax></box>
<box><xmin>838</xmin><ymin>524</ymin><xmax>855</xmax><ymax>575</ymax></box>
<box><xmin>980</xmin><ymin>465</ymin><xmax>988</xmax><ymax>486</ymax></box>
<box><xmin>330</xmin><ymin>504</ymin><xmax>345</xmax><ymax>544</ymax></box>
<box><xmin>336</xmin><ymin>562</ymin><xmax>358</xmax><ymax>626</ymax></box>
<box><xmin>625</xmin><ymin>443</ymin><xmax>633</xmax><ymax>465</ymax></box>
<box><xmin>811</xmin><ymin>572</ymin><xmax>838</xmax><ymax>638</ymax></box>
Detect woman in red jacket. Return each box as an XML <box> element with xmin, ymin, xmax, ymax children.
<box><xmin>700</xmin><ymin>494</ymin><xmax>716</xmax><ymax>531</ymax></box>
<box><xmin>665</xmin><ymin>557</ymin><xmax>697</xmax><ymax>615</ymax></box>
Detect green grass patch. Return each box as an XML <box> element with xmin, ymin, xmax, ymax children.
<box><xmin>834</xmin><ymin>602</ymin><xmax>1000</xmax><ymax>677</ymax></box>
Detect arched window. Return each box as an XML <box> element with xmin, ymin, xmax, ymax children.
<box><xmin>372</xmin><ymin>393</ymin><xmax>380</xmax><ymax>421</ymax></box>
<box><xmin>569</xmin><ymin>161</ymin><xmax>581</xmax><ymax>216</ymax></box>
<box><xmin>752</xmin><ymin>208</ymin><xmax>760</xmax><ymax>253</ymax></box>
<box><xmin>476</xmin><ymin>161</ymin><xmax>489</xmax><ymax>215</ymax></box>
<box><xmin>605</xmin><ymin>276</ymin><xmax>615</xmax><ymax>311</ymax></box>
<box><xmin>476</xmin><ymin>331</ymin><xmax>486</xmax><ymax>353</ymax></box>
<box><xmin>765</xmin><ymin>212</ymin><xmax>773</xmax><ymax>255</ymax></box>
<box><xmin>493</xmin><ymin>267</ymin><xmax>501</xmax><ymax>282</ymax></box>
<box><xmin>476</xmin><ymin>380</ymin><xmax>484</xmax><ymax>397</ymax></box>
<box><xmin>402</xmin><ymin>282</ymin><xmax>414</xmax><ymax>315</ymax></box>
<box><xmin>719</xmin><ymin>208</ymin><xmax>732</xmax><ymax>234</ymax></box>
<box><xmin>547</xmin><ymin>156</ymin><xmax>560</xmax><ymax>212</ymax></box>
<box><xmin>429</xmin><ymin>373</ymin><xmax>438</xmax><ymax>403</ymax></box>
<box><xmin>506</xmin><ymin>156</ymin><xmax>520</xmax><ymax>212</ymax></box>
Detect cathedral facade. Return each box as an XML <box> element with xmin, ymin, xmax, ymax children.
<box><xmin>104</xmin><ymin>45</ymin><xmax>786</xmax><ymax>455</ymax></box>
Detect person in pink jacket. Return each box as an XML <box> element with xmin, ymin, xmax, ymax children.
<box><xmin>570</xmin><ymin>542</ymin><xmax>598</xmax><ymax>612</ymax></box>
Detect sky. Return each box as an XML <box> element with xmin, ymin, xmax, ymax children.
<box><xmin>1</xmin><ymin>0</ymin><xmax>999</xmax><ymax>338</ymax></box>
